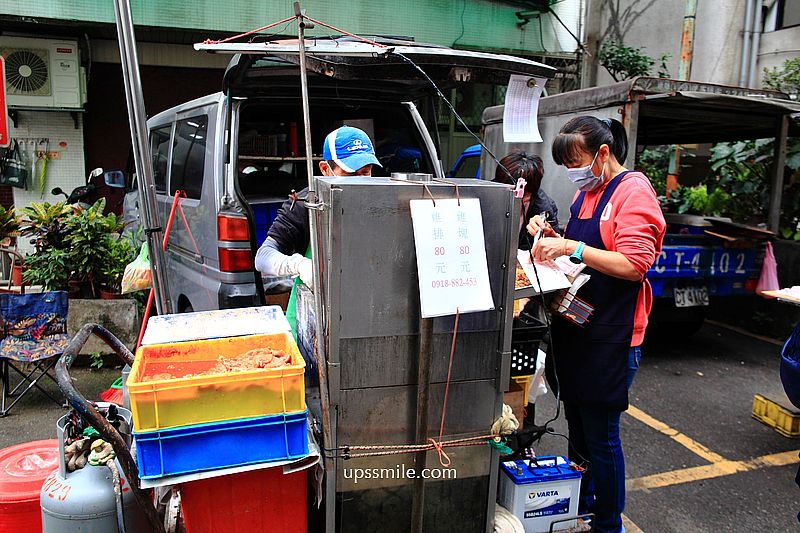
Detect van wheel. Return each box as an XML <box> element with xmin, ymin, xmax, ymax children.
<box><xmin>182</xmin><ymin>304</ymin><xmax>194</xmax><ymax>313</ymax></box>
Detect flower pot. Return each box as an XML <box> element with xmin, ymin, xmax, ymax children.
<box><xmin>100</xmin><ymin>288</ymin><xmax>124</xmax><ymax>300</ymax></box>
<box><xmin>69</xmin><ymin>280</ymin><xmax>95</xmax><ymax>299</ymax></box>
<box><xmin>67</xmin><ymin>285</ymin><xmax>81</xmax><ymax>299</ymax></box>
<box><xmin>11</xmin><ymin>264</ymin><xmax>24</xmax><ymax>286</ymax></box>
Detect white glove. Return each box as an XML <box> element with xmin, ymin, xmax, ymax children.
<box><xmin>297</xmin><ymin>257</ymin><xmax>314</xmax><ymax>290</ymax></box>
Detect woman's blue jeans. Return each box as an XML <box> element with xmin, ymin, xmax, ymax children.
<box><xmin>563</xmin><ymin>346</ymin><xmax>641</xmax><ymax>533</ymax></box>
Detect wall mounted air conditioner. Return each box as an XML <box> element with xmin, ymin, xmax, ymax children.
<box><xmin>0</xmin><ymin>36</ymin><xmax>84</xmax><ymax>110</ymax></box>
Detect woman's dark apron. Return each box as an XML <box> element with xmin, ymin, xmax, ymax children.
<box><xmin>549</xmin><ymin>172</ymin><xmax>640</xmax><ymax>411</ymax></box>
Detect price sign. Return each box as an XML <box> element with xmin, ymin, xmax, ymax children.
<box><xmin>410</xmin><ymin>198</ymin><xmax>494</xmax><ymax>318</ymax></box>
<box><xmin>0</xmin><ymin>56</ymin><xmax>8</xmax><ymax>148</ymax></box>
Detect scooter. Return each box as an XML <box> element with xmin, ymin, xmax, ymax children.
<box><xmin>52</xmin><ymin>167</ymin><xmax>127</xmax><ymax>215</ymax></box>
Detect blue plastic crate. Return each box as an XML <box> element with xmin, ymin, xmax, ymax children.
<box><xmin>252</xmin><ymin>202</ymin><xmax>283</xmax><ymax>247</ymax></box>
<box><xmin>134</xmin><ymin>411</ymin><xmax>308</xmax><ymax>479</ymax></box>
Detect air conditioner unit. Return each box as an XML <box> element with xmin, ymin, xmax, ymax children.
<box><xmin>0</xmin><ymin>36</ymin><xmax>83</xmax><ymax>110</ymax></box>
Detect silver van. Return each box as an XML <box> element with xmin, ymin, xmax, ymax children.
<box><xmin>125</xmin><ymin>38</ymin><xmax>554</xmax><ymax>313</ymax></box>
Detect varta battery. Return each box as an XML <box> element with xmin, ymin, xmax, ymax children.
<box><xmin>497</xmin><ymin>455</ymin><xmax>582</xmax><ymax>532</ymax></box>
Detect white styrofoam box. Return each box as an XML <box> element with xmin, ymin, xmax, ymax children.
<box><xmin>140</xmin><ymin>305</ymin><xmax>291</xmax><ymax>346</ymax></box>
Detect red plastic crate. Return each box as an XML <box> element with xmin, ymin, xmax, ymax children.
<box><xmin>181</xmin><ymin>467</ymin><xmax>307</xmax><ymax>533</ymax></box>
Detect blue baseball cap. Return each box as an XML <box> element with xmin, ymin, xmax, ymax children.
<box><xmin>323</xmin><ymin>126</ymin><xmax>382</xmax><ymax>173</ymax></box>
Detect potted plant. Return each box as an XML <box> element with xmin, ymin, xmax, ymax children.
<box><xmin>0</xmin><ymin>206</ymin><xmax>23</xmax><ymax>284</ymax></box>
<box><xmin>20</xmin><ymin>201</ymin><xmax>72</xmax><ymax>252</ymax></box>
<box><xmin>99</xmin><ymin>233</ymin><xmax>136</xmax><ymax>299</ymax></box>
<box><xmin>61</xmin><ymin>199</ymin><xmax>126</xmax><ymax>297</ymax></box>
<box><xmin>22</xmin><ymin>246</ymin><xmax>73</xmax><ymax>293</ymax></box>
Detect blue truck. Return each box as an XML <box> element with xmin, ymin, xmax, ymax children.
<box><xmin>473</xmin><ymin>77</ymin><xmax>798</xmax><ymax>334</ymax></box>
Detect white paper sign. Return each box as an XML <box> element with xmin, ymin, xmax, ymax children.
<box><xmin>410</xmin><ymin>198</ymin><xmax>494</xmax><ymax>318</ymax></box>
<box><xmin>503</xmin><ymin>74</ymin><xmax>547</xmax><ymax>143</ymax></box>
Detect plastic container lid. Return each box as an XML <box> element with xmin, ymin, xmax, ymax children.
<box><xmin>0</xmin><ymin>440</ymin><xmax>59</xmax><ymax>503</ymax></box>
<box><xmin>500</xmin><ymin>455</ymin><xmax>581</xmax><ymax>484</ymax></box>
<box><xmin>141</xmin><ymin>305</ymin><xmax>291</xmax><ymax>346</ymax></box>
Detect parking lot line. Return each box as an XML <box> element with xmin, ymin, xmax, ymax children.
<box><xmin>705</xmin><ymin>319</ymin><xmax>784</xmax><ymax>347</ymax></box>
<box><xmin>626</xmin><ymin>449</ymin><xmax>800</xmax><ymax>492</ymax></box>
<box><xmin>626</xmin><ymin>405</ymin><xmax>726</xmax><ymax>463</ymax></box>
<box><xmin>622</xmin><ymin>513</ymin><xmax>645</xmax><ymax>533</ymax></box>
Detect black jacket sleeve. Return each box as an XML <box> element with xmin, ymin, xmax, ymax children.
<box><xmin>266</xmin><ymin>187</ymin><xmax>310</xmax><ymax>256</ymax></box>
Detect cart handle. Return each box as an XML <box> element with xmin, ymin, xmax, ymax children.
<box><xmin>55</xmin><ymin>323</ymin><xmax>165</xmax><ymax>533</ymax></box>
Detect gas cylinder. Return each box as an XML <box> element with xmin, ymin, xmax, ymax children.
<box><xmin>40</xmin><ymin>405</ymin><xmax>149</xmax><ymax>532</ymax></box>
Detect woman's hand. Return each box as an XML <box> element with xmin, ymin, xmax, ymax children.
<box><xmin>526</xmin><ymin>215</ymin><xmax>558</xmax><ymax>238</ymax></box>
<box><xmin>533</xmin><ymin>237</ymin><xmax>570</xmax><ymax>262</ymax></box>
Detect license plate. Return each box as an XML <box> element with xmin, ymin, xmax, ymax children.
<box><xmin>674</xmin><ymin>286</ymin><xmax>709</xmax><ymax>307</ymax></box>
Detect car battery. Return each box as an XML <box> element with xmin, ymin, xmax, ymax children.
<box><xmin>497</xmin><ymin>456</ymin><xmax>582</xmax><ymax>532</ymax></box>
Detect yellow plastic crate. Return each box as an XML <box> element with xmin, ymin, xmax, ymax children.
<box><xmin>752</xmin><ymin>393</ymin><xmax>800</xmax><ymax>438</ymax></box>
<box><xmin>127</xmin><ymin>332</ymin><xmax>305</xmax><ymax>432</ymax></box>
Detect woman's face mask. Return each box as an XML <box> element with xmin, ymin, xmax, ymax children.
<box><xmin>566</xmin><ymin>151</ymin><xmax>605</xmax><ymax>191</ymax></box>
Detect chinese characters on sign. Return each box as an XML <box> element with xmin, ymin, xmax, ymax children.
<box><xmin>503</xmin><ymin>74</ymin><xmax>547</xmax><ymax>144</ymax></box>
<box><xmin>410</xmin><ymin>198</ymin><xmax>494</xmax><ymax>318</ymax></box>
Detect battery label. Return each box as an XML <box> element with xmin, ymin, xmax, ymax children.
<box><xmin>523</xmin><ymin>486</ymin><xmax>571</xmax><ymax>519</ymax></box>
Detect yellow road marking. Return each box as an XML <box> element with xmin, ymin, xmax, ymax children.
<box><xmin>627</xmin><ymin>449</ymin><xmax>800</xmax><ymax>492</ymax></box>
<box><xmin>622</xmin><ymin>513</ymin><xmax>645</xmax><ymax>533</ymax></box>
<box><xmin>625</xmin><ymin>405</ymin><xmax>726</xmax><ymax>463</ymax></box>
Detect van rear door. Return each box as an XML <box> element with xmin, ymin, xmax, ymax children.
<box><xmin>195</xmin><ymin>38</ymin><xmax>556</xmax><ymax>100</ymax></box>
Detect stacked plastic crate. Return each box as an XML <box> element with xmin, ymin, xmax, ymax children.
<box><xmin>125</xmin><ymin>307</ymin><xmax>309</xmax><ymax>480</ymax></box>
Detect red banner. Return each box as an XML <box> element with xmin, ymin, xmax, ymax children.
<box><xmin>0</xmin><ymin>55</ymin><xmax>8</xmax><ymax>148</ymax></box>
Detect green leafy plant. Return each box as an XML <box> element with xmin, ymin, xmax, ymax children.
<box><xmin>598</xmin><ymin>40</ymin><xmax>655</xmax><ymax>81</ymax></box>
<box><xmin>62</xmin><ymin>199</ymin><xmax>126</xmax><ymax>290</ymax></box>
<box><xmin>22</xmin><ymin>247</ymin><xmax>72</xmax><ymax>290</ymax></box>
<box><xmin>659</xmin><ymin>185</ymin><xmax>730</xmax><ymax>217</ymax></box>
<box><xmin>100</xmin><ymin>233</ymin><xmax>137</xmax><ymax>293</ymax></box>
<box><xmin>637</xmin><ymin>146</ymin><xmax>672</xmax><ymax>195</ymax></box>
<box><xmin>89</xmin><ymin>351</ymin><xmax>104</xmax><ymax>370</ymax></box>
<box><xmin>763</xmin><ymin>56</ymin><xmax>800</xmax><ymax>98</ymax></box>
<box><xmin>20</xmin><ymin>201</ymin><xmax>72</xmax><ymax>252</ymax></box>
<box><xmin>0</xmin><ymin>206</ymin><xmax>21</xmax><ymax>246</ymax></box>
<box><xmin>656</xmin><ymin>53</ymin><xmax>672</xmax><ymax>79</ymax></box>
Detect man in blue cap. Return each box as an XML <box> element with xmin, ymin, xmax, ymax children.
<box><xmin>255</xmin><ymin>126</ymin><xmax>381</xmax><ymax>336</ymax></box>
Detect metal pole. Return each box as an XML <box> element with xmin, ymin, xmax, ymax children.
<box><xmin>411</xmin><ymin>318</ymin><xmax>434</xmax><ymax>533</ymax></box>
<box><xmin>748</xmin><ymin>0</ymin><xmax>764</xmax><ymax>87</ymax></box>
<box><xmin>293</xmin><ymin>3</ymin><xmax>336</xmax><ymax>530</ymax></box>
<box><xmin>740</xmin><ymin>0</ymin><xmax>754</xmax><ymax>86</ymax></box>
<box><xmin>581</xmin><ymin>0</ymin><xmax>602</xmax><ymax>88</ymax></box>
<box><xmin>678</xmin><ymin>0</ymin><xmax>697</xmax><ymax>81</ymax></box>
<box><xmin>768</xmin><ymin>115</ymin><xmax>789</xmax><ymax>233</ymax></box>
<box><xmin>113</xmin><ymin>0</ymin><xmax>171</xmax><ymax>315</ymax></box>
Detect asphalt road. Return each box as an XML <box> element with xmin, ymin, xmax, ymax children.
<box><xmin>533</xmin><ymin>321</ymin><xmax>800</xmax><ymax>533</ymax></box>
<box><xmin>1</xmin><ymin>322</ymin><xmax>798</xmax><ymax>532</ymax></box>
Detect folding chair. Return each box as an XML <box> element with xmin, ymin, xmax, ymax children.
<box><xmin>0</xmin><ymin>291</ymin><xmax>70</xmax><ymax>416</ymax></box>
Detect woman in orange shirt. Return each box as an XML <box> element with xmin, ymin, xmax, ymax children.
<box><xmin>527</xmin><ymin>116</ymin><xmax>666</xmax><ymax>533</ymax></box>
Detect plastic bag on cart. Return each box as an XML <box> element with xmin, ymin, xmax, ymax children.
<box><xmin>756</xmin><ymin>242</ymin><xmax>780</xmax><ymax>296</ymax></box>
<box><xmin>122</xmin><ymin>243</ymin><xmax>152</xmax><ymax>293</ymax></box>
<box><xmin>527</xmin><ymin>348</ymin><xmax>548</xmax><ymax>403</ymax></box>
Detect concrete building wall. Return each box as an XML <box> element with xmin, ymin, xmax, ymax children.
<box><xmin>591</xmin><ymin>0</ymin><xmax>796</xmax><ymax>89</ymax></box>
<box><xmin>0</xmin><ymin>0</ymin><xmax>582</xmax><ymax>56</ymax></box>
<box><xmin>759</xmin><ymin>25</ymin><xmax>800</xmax><ymax>80</ymax></box>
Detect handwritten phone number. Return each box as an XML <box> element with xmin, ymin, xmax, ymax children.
<box><xmin>431</xmin><ymin>277</ymin><xmax>478</xmax><ymax>288</ymax></box>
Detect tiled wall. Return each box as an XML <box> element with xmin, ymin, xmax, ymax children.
<box><xmin>9</xmin><ymin>110</ymin><xmax>86</xmax><ymax>255</ymax></box>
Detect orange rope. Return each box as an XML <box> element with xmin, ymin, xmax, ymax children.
<box><xmin>303</xmin><ymin>15</ymin><xmax>390</xmax><ymax>48</ymax></box>
<box><xmin>344</xmin><ymin>434</ymin><xmax>495</xmax><ymax>459</ymax></box>
<box><xmin>430</xmin><ymin>308</ymin><xmax>460</xmax><ymax>466</ymax></box>
<box><xmin>203</xmin><ymin>16</ymin><xmax>296</xmax><ymax>45</ymax></box>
